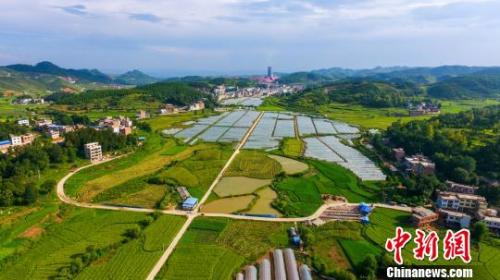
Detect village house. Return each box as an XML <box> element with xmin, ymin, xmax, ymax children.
<box><xmin>482</xmin><ymin>216</ymin><xmax>500</xmax><ymax>233</ymax></box>
<box><xmin>189</xmin><ymin>100</ymin><xmax>205</xmax><ymax>111</ymax></box>
<box><xmin>10</xmin><ymin>134</ymin><xmax>22</xmax><ymax>146</ymax></box>
<box><xmin>159</xmin><ymin>104</ymin><xmax>179</xmax><ymax>115</ymax></box>
<box><xmin>0</xmin><ymin>133</ymin><xmax>37</xmax><ymax>153</ymax></box>
<box><xmin>392</xmin><ymin>148</ymin><xmax>406</xmax><ymax>162</ymax></box>
<box><xmin>136</xmin><ymin>110</ymin><xmax>149</xmax><ymax>119</ymax></box>
<box><xmin>47</xmin><ymin>130</ymin><xmax>60</xmax><ymax>140</ymax></box>
<box><xmin>445</xmin><ymin>180</ymin><xmax>478</xmax><ymax>195</ymax></box>
<box><xmin>438</xmin><ymin>209</ymin><xmax>472</xmax><ymax>228</ymax></box>
<box><xmin>404</xmin><ymin>154</ymin><xmax>435</xmax><ymax>175</ymax></box>
<box><xmin>408</xmin><ymin>102</ymin><xmax>440</xmax><ymax>116</ymax></box>
<box><xmin>176</xmin><ymin>187</ymin><xmax>191</xmax><ymax>200</ymax></box>
<box><xmin>411</xmin><ymin>207</ymin><xmax>439</xmax><ymax>227</ymax></box>
<box><xmin>17</xmin><ymin>119</ymin><xmax>30</xmax><ymax>126</ymax></box>
<box><xmin>0</xmin><ymin>140</ymin><xmax>12</xmax><ymax>153</ymax></box>
<box><xmin>84</xmin><ymin>142</ymin><xmax>103</xmax><ymax>162</ymax></box>
<box><xmin>35</xmin><ymin>119</ymin><xmax>53</xmax><ymax>128</ymax></box>
<box><xmin>436</xmin><ymin>191</ymin><xmax>487</xmax><ymax>213</ymax></box>
<box><xmin>98</xmin><ymin>116</ymin><xmax>133</xmax><ymax>135</ymax></box>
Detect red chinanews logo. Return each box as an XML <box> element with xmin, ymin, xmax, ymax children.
<box><xmin>385</xmin><ymin>227</ymin><xmax>471</xmax><ymax>265</ymax></box>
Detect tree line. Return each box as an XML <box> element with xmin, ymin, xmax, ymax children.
<box><xmin>0</xmin><ymin>125</ymin><xmax>135</xmax><ymax>207</ymax></box>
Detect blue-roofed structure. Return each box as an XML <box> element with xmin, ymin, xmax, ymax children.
<box><xmin>0</xmin><ymin>140</ymin><xmax>11</xmax><ymax>146</ymax></box>
<box><xmin>182</xmin><ymin>197</ymin><xmax>198</xmax><ymax>210</ymax></box>
<box><xmin>361</xmin><ymin>216</ymin><xmax>370</xmax><ymax>224</ymax></box>
<box><xmin>359</xmin><ymin>202</ymin><xmax>373</xmax><ymax>215</ymax></box>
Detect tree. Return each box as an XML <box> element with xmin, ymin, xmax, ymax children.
<box><xmin>124</xmin><ymin>227</ymin><xmax>141</xmax><ymax>240</ymax></box>
<box><xmin>359</xmin><ymin>254</ymin><xmax>378</xmax><ymax>279</ymax></box>
<box><xmin>0</xmin><ymin>189</ymin><xmax>14</xmax><ymax>206</ymax></box>
<box><xmin>23</xmin><ymin>184</ymin><xmax>38</xmax><ymax>204</ymax></box>
<box><xmin>46</xmin><ymin>144</ymin><xmax>66</xmax><ymax>163</ymax></box>
<box><xmin>472</xmin><ymin>222</ymin><xmax>489</xmax><ymax>242</ymax></box>
<box><xmin>329</xmin><ymin>269</ymin><xmax>357</xmax><ymax>280</ymax></box>
<box><xmin>39</xmin><ymin>179</ymin><xmax>56</xmax><ymax>195</ymax></box>
<box><xmin>452</xmin><ymin>167</ymin><xmax>470</xmax><ymax>183</ymax></box>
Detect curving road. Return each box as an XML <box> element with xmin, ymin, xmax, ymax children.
<box><xmin>55</xmin><ymin>111</ymin><xmax>412</xmax><ymax>280</ymax></box>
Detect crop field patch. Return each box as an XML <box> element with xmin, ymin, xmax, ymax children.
<box><xmin>0</xmin><ymin>209</ymin><xmax>184</xmax><ymax>280</ymax></box>
<box><xmin>246</xmin><ymin>187</ymin><xmax>281</xmax><ymax>216</ymax></box>
<box><xmin>226</xmin><ymin>151</ymin><xmax>281</xmax><ymax>179</ymax></box>
<box><xmin>338</xmin><ymin>239</ymin><xmax>382</xmax><ymax>267</ymax></box>
<box><xmin>68</xmin><ymin>138</ymin><xmax>208</xmax><ymax>202</ymax></box>
<box><xmin>268</xmin><ymin>155</ymin><xmax>308</xmax><ymax>175</ymax></box>
<box><xmin>158</xmin><ymin>217</ymin><xmax>290</xmax><ymax>280</ymax></box>
<box><xmin>106</xmin><ymin>185</ymin><xmax>167</xmax><ymax>208</ymax></box>
<box><xmin>273</xmin><ymin>177</ymin><xmax>322</xmax><ymax>216</ymax></box>
<box><xmin>281</xmin><ymin>137</ymin><xmax>303</xmax><ymax>157</ymax></box>
<box><xmin>158</xmin><ymin>166</ymin><xmax>199</xmax><ymax>187</ymax></box>
<box><xmin>201</xmin><ymin>195</ymin><xmax>255</xmax><ymax>213</ymax></box>
<box><xmin>213</xmin><ymin>176</ymin><xmax>271</xmax><ymax>197</ymax></box>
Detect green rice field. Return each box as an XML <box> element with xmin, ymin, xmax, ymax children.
<box><xmin>156</xmin><ymin>218</ymin><xmax>290</xmax><ymax>280</ymax></box>
<box><xmin>226</xmin><ymin>150</ymin><xmax>282</xmax><ymax>179</ymax></box>
<box><xmin>0</xmin><ymin>208</ymin><xmax>185</xmax><ymax>280</ymax></box>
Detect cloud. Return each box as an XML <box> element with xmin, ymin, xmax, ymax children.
<box><xmin>1</xmin><ymin>0</ymin><xmax>500</xmax><ymax>72</ymax></box>
<box><xmin>129</xmin><ymin>13</ymin><xmax>162</xmax><ymax>23</ymax></box>
<box><xmin>58</xmin><ymin>4</ymin><xmax>87</xmax><ymax>16</ymax></box>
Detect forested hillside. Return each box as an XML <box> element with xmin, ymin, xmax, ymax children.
<box><xmin>281</xmin><ymin>80</ymin><xmax>423</xmax><ymax>109</ymax></box>
<box><xmin>115</xmin><ymin>70</ymin><xmax>159</xmax><ymax>85</ymax></box>
<box><xmin>46</xmin><ymin>82</ymin><xmax>214</xmax><ymax>109</ymax></box>
<box><xmin>427</xmin><ymin>74</ymin><xmax>500</xmax><ymax>99</ymax></box>
<box><xmin>372</xmin><ymin>106</ymin><xmax>499</xmax><ymax>204</ymax></box>
<box><xmin>6</xmin><ymin>61</ymin><xmax>112</xmax><ymax>84</ymax></box>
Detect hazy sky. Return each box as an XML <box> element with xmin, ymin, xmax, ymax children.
<box><xmin>1</xmin><ymin>0</ymin><xmax>500</xmax><ymax>76</ymax></box>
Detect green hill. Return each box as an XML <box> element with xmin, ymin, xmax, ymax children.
<box><xmin>427</xmin><ymin>74</ymin><xmax>500</xmax><ymax>99</ymax></box>
<box><xmin>283</xmin><ymin>80</ymin><xmax>422</xmax><ymax>109</ymax></box>
<box><xmin>46</xmin><ymin>81</ymin><xmax>214</xmax><ymax>109</ymax></box>
<box><xmin>115</xmin><ymin>70</ymin><xmax>159</xmax><ymax>85</ymax></box>
<box><xmin>6</xmin><ymin>61</ymin><xmax>112</xmax><ymax>83</ymax></box>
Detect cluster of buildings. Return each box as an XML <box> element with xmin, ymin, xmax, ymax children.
<box><xmin>235</xmin><ymin>248</ymin><xmax>312</xmax><ymax>280</ymax></box>
<box><xmin>98</xmin><ymin>116</ymin><xmax>133</xmax><ymax>135</ymax></box>
<box><xmin>36</xmin><ymin>119</ymin><xmax>78</xmax><ymax>142</ymax></box>
<box><xmin>156</xmin><ymin>100</ymin><xmax>205</xmax><ymax>115</ymax></box>
<box><xmin>392</xmin><ymin>148</ymin><xmax>436</xmax><ymax>176</ymax></box>
<box><xmin>0</xmin><ymin>133</ymin><xmax>37</xmax><ymax>153</ymax></box>
<box><xmin>213</xmin><ymin>84</ymin><xmax>302</xmax><ymax>102</ymax></box>
<box><xmin>411</xmin><ymin>180</ymin><xmax>499</xmax><ymax>233</ymax></box>
<box><xmin>13</xmin><ymin>97</ymin><xmax>45</xmax><ymax>105</ymax></box>
<box><xmin>408</xmin><ymin>102</ymin><xmax>440</xmax><ymax>116</ymax></box>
